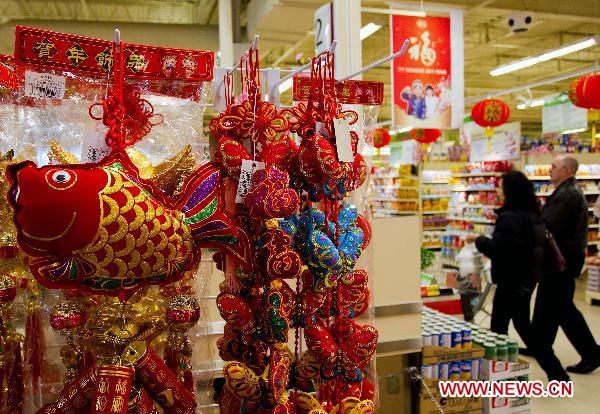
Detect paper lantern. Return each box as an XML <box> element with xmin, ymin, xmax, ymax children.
<box><xmin>471</xmin><ymin>99</ymin><xmax>510</xmax><ymax>136</ymax></box>
<box><xmin>372</xmin><ymin>128</ymin><xmax>391</xmax><ymax>148</ymax></box>
<box><xmin>569</xmin><ymin>74</ymin><xmax>600</xmax><ymax>110</ymax></box>
<box><xmin>411</xmin><ymin>128</ymin><xmax>441</xmax><ymax>144</ymax></box>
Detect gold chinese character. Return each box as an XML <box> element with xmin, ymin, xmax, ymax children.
<box><xmin>65</xmin><ymin>43</ymin><xmax>89</xmax><ymax>66</ymax></box>
<box><xmin>126</xmin><ymin>52</ymin><xmax>147</xmax><ymax>72</ymax></box>
<box><xmin>33</xmin><ymin>38</ymin><xmax>57</xmax><ymax>60</ymax></box>
<box><xmin>95</xmin><ymin>48</ymin><xmax>113</xmax><ymax>72</ymax></box>
<box><xmin>111</xmin><ymin>396</ymin><xmax>125</xmax><ymax>412</ymax></box>
<box><xmin>98</xmin><ymin>378</ymin><xmax>109</xmax><ymax>394</ymax></box>
<box><xmin>115</xmin><ymin>379</ymin><xmax>128</xmax><ymax>395</ymax></box>
<box><xmin>95</xmin><ymin>396</ymin><xmax>107</xmax><ymax>412</ymax></box>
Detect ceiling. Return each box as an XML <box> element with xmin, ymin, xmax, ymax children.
<box><xmin>1</xmin><ymin>0</ymin><xmax>598</xmax><ymax>135</ymax></box>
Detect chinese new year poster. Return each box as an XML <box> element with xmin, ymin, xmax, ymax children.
<box><xmin>392</xmin><ymin>14</ymin><xmax>461</xmax><ymax>129</ymax></box>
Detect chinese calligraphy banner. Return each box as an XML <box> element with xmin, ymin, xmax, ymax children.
<box><xmin>14</xmin><ymin>26</ymin><xmax>214</xmax><ymax>81</ymax></box>
<box><xmin>391</xmin><ymin>12</ymin><xmax>464</xmax><ymax>129</ymax></box>
<box><xmin>293</xmin><ymin>76</ymin><xmax>385</xmax><ymax>105</ymax></box>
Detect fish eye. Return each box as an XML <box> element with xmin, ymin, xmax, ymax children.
<box><xmin>52</xmin><ymin>170</ymin><xmax>71</xmax><ymax>183</ymax></box>
<box><xmin>45</xmin><ymin>168</ymin><xmax>77</xmax><ymax>190</ymax></box>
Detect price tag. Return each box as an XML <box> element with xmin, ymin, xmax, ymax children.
<box><xmin>212</xmin><ymin>67</ymin><xmax>227</xmax><ymax>113</ymax></box>
<box><xmin>24</xmin><ymin>71</ymin><xmax>65</xmax><ymax>99</ymax></box>
<box><xmin>334</xmin><ymin>117</ymin><xmax>354</xmax><ymax>162</ymax></box>
<box><xmin>236</xmin><ymin>159</ymin><xmax>265</xmax><ymax>203</ymax></box>
<box><xmin>81</xmin><ymin>126</ymin><xmax>111</xmax><ymax>163</ymax></box>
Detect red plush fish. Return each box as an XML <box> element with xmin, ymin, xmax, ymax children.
<box><xmin>7</xmin><ymin>150</ymin><xmax>252</xmax><ymax>296</ymax></box>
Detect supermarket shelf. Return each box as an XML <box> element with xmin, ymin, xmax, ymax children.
<box><xmin>452</xmin><ymin>203</ymin><xmax>500</xmax><ymax>209</ymax></box>
<box><xmin>452</xmin><ymin>187</ymin><xmax>496</xmax><ymax>192</ymax></box>
<box><xmin>422</xmin><ymin>180</ymin><xmax>450</xmax><ymax>184</ymax></box>
<box><xmin>588</xmin><ymin>240</ymin><xmax>600</xmax><ymax>246</ymax></box>
<box><xmin>423</xmin><ymin>227</ymin><xmax>448</xmax><ymax>231</ymax></box>
<box><xmin>536</xmin><ymin>191</ymin><xmax>553</xmax><ymax>196</ymax></box>
<box><xmin>448</xmin><ymin>216</ymin><xmax>495</xmax><ymax>224</ymax></box>
<box><xmin>424</xmin><ymin>245</ymin><xmax>442</xmax><ymax>250</ymax></box>
<box><xmin>422</xmin><ymin>210</ymin><xmax>448</xmax><ymax>215</ymax></box>
<box><xmin>373</xmin><ymin>175</ymin><xmax>418</xmax><ymax>180</ymax></box>
<box><xmin>373</xmin><ymin>184</ymin><xmax>419</xmax><ymax>190</ymax></box>
<box><xmin>585</xmin><ymin>191</ymin><xmax>600</xmax><ymax>195</ymax></box>
<box><xmin>589</xmin><ymin>224</ymin><xmax>600</xmax><ymax>229</ymax></box>
<box><xmin>453</xmin><ymin>172</ymin><xmax>503</xmax><ymax>178</ymax></box>
<box><xmin>422</xmin><ymin>194</ymin><xmax>451</xmax><ymax>199</ymax></box>
<box><xmin>373</xmin><ymin>197</ymin><xmax>419</xmax><ymax>202</ymax></box>
<box><xmin>528</xmin><ymin>175</ymin><xmax>600</xmax><ymax>180</ymax></box>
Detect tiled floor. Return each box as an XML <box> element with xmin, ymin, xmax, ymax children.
<box><xmin>475</xmin><ymin>278</ymin><xmax>600</xmax><ymax>413</ymax></box>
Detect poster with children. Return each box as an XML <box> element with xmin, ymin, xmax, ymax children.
<box><xmin>392</xmin><ymin>15</ymin><xmax>453</xmax><ymax>128</ymax></box>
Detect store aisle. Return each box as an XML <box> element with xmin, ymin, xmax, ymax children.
<box><xmin>479</xmin><ymin>279</ymin><xmax>600</xmax><ymax>412</ymax></box>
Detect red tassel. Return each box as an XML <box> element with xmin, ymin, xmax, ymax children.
<box><xmin>7</xmin><ymin>342</ymin><xmax>24</xmax><ymax>414</ymax></box>
<box><xmin>25</xmin><ymin>305</ymin><xmax>45</xmax><ymax>397</ymax></box>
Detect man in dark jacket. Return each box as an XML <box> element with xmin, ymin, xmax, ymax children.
<box><xmin>533</xmin><ymin>155</ymin><xmax>600</xmax><ymax>380</ymax></box>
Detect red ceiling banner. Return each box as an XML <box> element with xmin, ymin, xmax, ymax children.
<box><xmin>391</xmin><ymin>14</ymin><xmax>463</xmax><ymax>128</ymax></box>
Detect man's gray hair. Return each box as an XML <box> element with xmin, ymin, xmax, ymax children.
<box><xmin>562</xmin><ymin>156</ymin><xmax>579</xmax><ymax>175</ymax></box>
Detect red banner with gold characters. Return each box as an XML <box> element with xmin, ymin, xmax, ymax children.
<box><xmin>293</xmin><ymin>76</ymin><xmax>384</xmax><ymax>105</ymax></box>
<box><xmin>14</xmin><ymin>26</ymin><xmax>214</xmax><ymax>81</ymax></box>
<box><xmin>392</xmin><ymin>15</ymin><xmax>453</xmax><ymax>128</ymax></box>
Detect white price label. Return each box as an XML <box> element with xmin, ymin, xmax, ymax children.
<box><xmin>334</xmin><ymin>117</ymin><xmax>354</xmax><ymax>162</ymax></box>
<box><xmin>81</xmin><ymin>127</ymin><xmax>111</xmax><ymax>163</ymax></box>
<box><xmin>24</xmin><ymin>71</ymin><xmax>65</xmax><ymax>99</ymax></box>
<box><xmin>236</xmin><ymin>159</ymin><xmax>265</xmax><ymax>203</ymax></box>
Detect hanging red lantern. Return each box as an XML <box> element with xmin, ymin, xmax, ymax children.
<box><xmin>568</xmin><ymin>74</ymin><xmax>600</xmax><ymax>110</ymax></box>
<box><xmin>372</xmin><ymin>128</ymin><xmax>391</xmax><ymax>148</ymax></box>
<box><xmin>411</xmin><ymin>128</ymin><xmax>441</xmax><ymax>144</ymax></box>
<box><xmin>471</xmin><ymin>99</ymin><xmax>510</xmax><ymax>136</ymax></box>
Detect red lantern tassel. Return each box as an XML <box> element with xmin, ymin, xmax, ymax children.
<box><xmin>25</xmin><ymin>304</ymin><xmax>46</xmax><ymax>398</ymax></box>
<box><xmin>7</xmin><ymin>342</ymin><xmax>24</xmax><ymax>414</ymax></box>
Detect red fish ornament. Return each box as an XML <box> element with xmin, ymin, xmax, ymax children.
<box><xmin>7</xmin><ymin>150</ymin><xmax>252</xmax><ymax>296</ymax></box>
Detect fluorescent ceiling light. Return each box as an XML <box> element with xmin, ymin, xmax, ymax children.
<box><xmin>490</xmin><ymin>36</ymin><xmax>599</xmax><ymax>76</ymax></box>
<box><xmin>517</xmin><ymin>99</ymin><xmax>544</xmax><ymax>110</ymax></box>
<box><xmin>516</xmin><ymin>103</ymin><xmax>526</xmax><ymax>110</ymax></box>
<box><xmin>360</xmin><ymin>23</ymin><xmax>382</xmax><ymax>41</ymax></box>
<box><xmin>562</xmin><ymin>128</ymin><xmax>587</xmax><ymax>134</ymax></box>
<box><xmin>361</xmin><ymin>7</ymin><xmax>426</xmax><ymax>17</ymax></box>
<box><xmin>596</xmin><ymin>133</ymin><xmax>600</xmax><ymax>138</ymax></box>
<box><xmin>278</xmin><ymin>77</ymin><xmax>293</xmax><ymax>94</ymax></box>
<box><xmin>395</xmin><ymin>126</ymin><xmax>413</xmax><ymax>134</ymax></box>
<box><xmin>530</xmin><ymin>99</ymin><xmax>545</xmax><ymax>107</ymax></box>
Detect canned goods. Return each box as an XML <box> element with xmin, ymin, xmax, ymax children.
<box><xmin>431</xmin><ymin>363</ymin><xmax>439</xmax><ymax>380</ymax></box>
<box><xmin>461</xmin><ymin>327</ymin><xmax>472</xmax><ymax>349</ymax></box>
<box><xmin>430</xmin><ymin>330</ymin><xmax>441</xmax><ymax>347</ymax></box>
<box><xmin>507</xmin><ymin>339</ymin><xmax>519</xmax><ymax>362</ymax></box>
<box><xmin>439</xmin><ymin>362</ymin><xmax>449</xmax><ymax>380</ymax></box>
<box><xmin>484</xmin><ymin>342</ymin><xmax>497</xmax><ymax>360</ymax></box>
<box><xmin>449</xmin><ymin>362</ymin><xmax>462</xmax><ymax>380</ymax></box>
<box><xmin>451</xmin><ymin>328</ymin><xmax>462</xmax><ymax>348</ymax></box>
<box><xmin>486</xmin><ymin>332</ymin><xmax>499</xmax><ymax>339</ymax></box>
<box><xmin>421</xmin><ymin>364</ymin><xmax>432</xmax><ymax>379</ymax></box>
<box><xmin>471</xmin><ymin>358</ymin><xmax>480</xmax><ymax>380</ymax></box>
<box><xmin>422</xmin><ymin>331</ymin><xmax>433</xmax><ymax>347</ymax></box>
<box><xmin>496</xmin><ymin>341</ymin><xmax>508</xmax><ymax>362</ymax></box>
<box><xmin>461</xmin><ymin>360</ymin><xmax>472</xmax><ymax>380</ymax></box>
<box><xmin>441</xmin><ymin>331</ymin><xmax>452</xmax><ymax>348</ymax></box>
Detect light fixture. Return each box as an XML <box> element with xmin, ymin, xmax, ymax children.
<box><xmin>562</xmin><ymin>128</ymin><xmax>587</xmax><ymax>134</ymax></box>
<box><xmin>490</xmin><ymin>36</ymin><xmax>599</xmax><ymax>76</ymax></box>
<box><xmin>596</xmin><ymin>133</ymin><xmax>600</xmax><ymax>138</ymax></box>
<box><xmin>278</xmin><ymin>77</ymin><xmax>293</xmax><ymax>94</ymax></box>
<box><xmin>517</xmin><ymin>99</ymin><xmax>545</xmax><ymax>110</ymax></box>
<box><xmin>360</xmin><ymin>23</ymin><xmax>382</xmax><ymax>40</ymax></box>
<box><xmin>361</xmin><ymin>7</ymin><xmax>426</xmax><ymax>17</ymax></box>
<box><xmin>394</xmin><ymin>126</ymin><xmax>413</xmax><ymax>134</ymax></box>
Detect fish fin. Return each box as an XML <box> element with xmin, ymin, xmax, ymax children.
<box><xmin>29</xmin><ymin>255</ymin><xmax>96</xmax><ymax>290</ymax></box>
<box><xmin>178</xmin><ymin>162</ymin><xmax>253</xmax><ymax>268</ymax></box>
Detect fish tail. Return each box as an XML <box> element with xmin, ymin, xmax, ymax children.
<box><xmin>178</xmin><ymin>163</ymin><xmax>253</xmax><ymax>268</ymax></box>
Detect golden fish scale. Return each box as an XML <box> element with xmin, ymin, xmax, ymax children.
<box><xmin>79</xmin><ymin>169</ymin><xmax>193</xmax><ymax>280</ymax></box>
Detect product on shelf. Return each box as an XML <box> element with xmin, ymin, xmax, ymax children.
<box><xmin>588</xmin><ymin>258</ymin><xmax>600</xmax><ymax>293</ymax></box>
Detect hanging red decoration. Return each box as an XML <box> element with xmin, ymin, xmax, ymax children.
<box><xmin>372</xmin><ymin>128</ymin><xmax>391</xmax><ymax>148</ymax></box>
<box><xmin>568</xmin><ymin>74</ymin><xmax>600</xmax><ymax>110</ymax></box>
<box><xmin>471</xmin><ymin>99</ymin><xmax>510</xmax><ymax>136</ymax></box>
<box><xmin>411</xmin><ymin>128</ymin><xmax>441</xmax><ymax>144</ymax></box>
